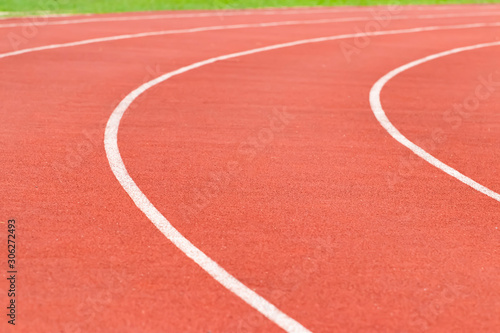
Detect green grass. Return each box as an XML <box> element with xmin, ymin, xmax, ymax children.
<box><xmin>1</xmin><ymin>0</ymin><xmax>499</xmax><ymax>15</ymax></box>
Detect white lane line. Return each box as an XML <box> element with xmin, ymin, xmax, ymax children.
<box><xmin>0</xmin><ymin>8</ymin><xmax>377</xmax><ymax>27</ymax></box>
<box><xmin>1</xmin><ymin>4</ymin><xmax>499</xmax><ymax>23</ymax></box>
<box><xmin>0</xmin><ymin>8</ymin><xmax>354</xmax><ymax>21</ymax></box>
<box><xmin>3</xmin><ymin>13</ymin><xmax>500</xmax><ymax>61</ymax></box>
<box><xmin>1</xmin><ymin>6</ymin><xmax>500</xmax><ymax>28</ymax></box>
<box><xmin>0</xmin><ymin>5</ymin><xmax>457</xmax><ymax>22</ymax></box>
<box><xmin>370</xmin><ymin>42</ymin><xmax>500</xmax><ymax>203</ymax></box>
<box><xmin>0</xmin><ymin>18</ymin><xmax>366</xmax><ymax>59</ymax></box>
<box><xmin>103</xmin><ymin>23</ymin><xmax>500</xmax><ymax>332</ymax></box>
<box><xmin>0</xmin><ymin>8</ymin><xmax>375</xmax><ymax>22</ymax></box>
<box><xmin>0</xmin><ymin>15</ymin><xmax>364</xmax><ymax>31</ymax></box>
<box><xmin>2</xmin><ymin>3</ymin><xmax>499</xmax><ymax>21</ymax></box>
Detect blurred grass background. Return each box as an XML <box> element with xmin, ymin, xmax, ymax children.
<box><xmin>1</xmin><ymin>0</ymin><xmax>499</xmax><ymax>14</ymax></box>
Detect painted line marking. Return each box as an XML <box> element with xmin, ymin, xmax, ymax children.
<box><xmin>102</xmin><ymin>23</ymin><xmax>500</xmax><ymax>332</ymax></box>
<box><xmin>0</xmin><ymin>8</ymin><xmax>379</xmax><ymax>27</ymax></box>
<box><xmin>1</xmin><ymin>6</ymin><xmax>500</xmax><ymax>28</ymax></box>
<box><xmin>3</xmin><ymin>16</ymin><xmax>500</xmax><ymax>62</ymax></box>
<box><xmin>370</xmin><ymin>41</ymin><xmax>500</xmax><ymax>203</ymax></box>
<box><xmin>2</xmin><ymin>3</ymin><xmax>500</xmax><ymax>20</ymax></box>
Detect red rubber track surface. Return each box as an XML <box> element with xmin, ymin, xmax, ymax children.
<box><xmin>1</xmin><ymin>5</ymin><xmax>499</xmax><ymax>333</ymax></box>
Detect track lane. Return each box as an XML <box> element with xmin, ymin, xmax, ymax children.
<box><xmin>1</xmin><ymin>7</ymin><xmax>499</xmax><ymax>333</ymax></box>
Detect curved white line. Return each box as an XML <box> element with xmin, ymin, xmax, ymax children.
<box><xmin>0</xmin><ymin>7</ymin><xmax>364</xmax><ymax>21</ymax></box>
<box><xmin>0</xmin><ymin>12</ymin><xmax>500</xmax><ymax>28</ymax></box>
<box><xmin>0</xmin><ymin>5</ymin><xmax>461</xmax><ymax>24</ymax></box>
<box><xmin>103</xmin><ymin>23</ymin><xmax>500</xmax><ymax>332</ymax></box>
<box><xmin>0</xmin><ymin>8</ymin><xmax>352</xmax><ymax>22</ymax></box>
<box><xmin>0</xmin><ymin>17</ymin><xmax>379</xmax><ymax>59</ymax></box>
<box><xmin>3</xmin><ymin>3</ymin><xmax>500</xmax><ymax>21</ymax></box>
<box><xmin>370</xmin><ymin>42</ymin><xmax>500</xmax><ymax>203</ymax></box>
<box><xmin>2</xmin><ymin>7</ymin><xmax>500</xmax><ymax>28</ymax></box>
<box><xmin>3</xmin><ymin>18</ymin><xmax>500</xmax><ymax>62</ymax></box>
<box><xmin>0</xmin><ymin>7</ymin><xmax>376</xmax><ymax>28</ymax></box>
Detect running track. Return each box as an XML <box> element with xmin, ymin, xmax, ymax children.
<box><xmin>1</xmin><ymin>4</ymin><xmax>499</xmax><ymax>333</ymax></box>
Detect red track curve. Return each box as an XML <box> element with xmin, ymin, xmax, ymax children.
<box><xmin>1</xmin><ymin>5</ymin><xmax>499</xmax><ymax>333</ymax></box>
